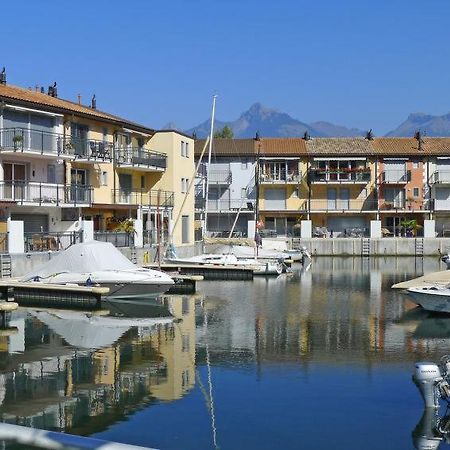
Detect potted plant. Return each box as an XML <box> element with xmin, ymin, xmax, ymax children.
<box><xmin>13</xmin><ymin>134</ymin><xmax>23</xmax><ymax>149</ymax></box>
<box><xmin>382</xmin><ymin>201</ymin><xmax>394</xmax><ymax>210</ymax></box>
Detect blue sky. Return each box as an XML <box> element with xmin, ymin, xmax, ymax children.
<box><xmin>1</xmin><ymin>0</ymin><xmax>450</xmax><ymax>134</ymax></box>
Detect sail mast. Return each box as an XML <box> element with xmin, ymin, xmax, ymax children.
<box><xmin>204</xmin><ymin>94</ymin><xmax>217</xmax><ymax>237</ymax></box>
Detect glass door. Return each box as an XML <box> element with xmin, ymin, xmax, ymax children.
<box><xmin>327</xmin><ymin>188</ymin><xmax>337</xmax><ymax>210</ymax></box>
<box><xmin>3</xmin><ymin>162</ymin><xmax>26</xmax><ymax>200</ymax></box>
<box><xmin>71</xmin><ymin>168</ymin><xmax>88</xmax><ymax>203</ymax></box>
<box><xmin>71</xmin><ymin>123</ymin><xmax>89</xmax><ymax>157</ymax></box>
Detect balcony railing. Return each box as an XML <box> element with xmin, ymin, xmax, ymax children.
<box><xmin>382</xmin><ymin>170</ymin><xmax>411</xmax><ymax>183</ymax></box>
<box><xmin>307</xmin><ymin>199</ymin><xmax>431</xmax><ymax>212</ymax></box>
<box><xmin>0</xmin><ymin>127</ymin><xmax>74</xmax><ymax>157</ymax></box>
<box><xmin>432</xmin><ymin>170</ymin><xmax>450</xmax><ymax>184</ymax></box>
<box><xmin>260</xmin><ymin>172</ymin><xmax>301</xmax><ymax>183</ymax></box>
<box><xmin>116</xmin><ymin>147</ymin><xmax>167</xmax><ymax>170</ymax></box>
<box><xmin>24</xmin><ymin>231</ymin><xmax>82</xmax><ymax>252</ymax></box>
<box><xmin>208</xmin><ymin>170</ymin><xmax>232</xmax><ymax>184</ymax></box>
<box><xmin>112</xmin><ymin>189</ymin><xmax>174</xmax><ymax>207</ymax></box>
<box><xmin>0</xmin><ymin>181</ymin><xmax>92</xmax><ymax>206</ymax></box>
<box><xmin>206</xmin><ymin>198</ymin><xmax>255</xmax><ymax>211</ymax></box>
<box><xmin>94</xmin><ymin>231</ymin><xmax>135</xmax><ymax>248</ymax></box>
<box><xmin>309</xmin><ymin>169</ymin><xmax>371</xmax><ymax>183</ymax></box>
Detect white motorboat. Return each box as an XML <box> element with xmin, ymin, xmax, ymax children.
<box><xmin>22</xmin><ymin>241</ymin><xmax>174</xmax><ymax>299</ymax></box>
<box><xmin>167</xmin><ymin>253</ymin><xmax>283</xmax><ymax>275</ymax></box>
<box><xmin>406</xmin><ymin>285</ymin><xmax>450</xmax><ymax>313</ymax></box>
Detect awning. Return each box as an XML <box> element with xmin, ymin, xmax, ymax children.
<box><xmin>122</xmin><ymin>127</ymin><xmax>151</xmax><ymax>137</ymax></box>
<box><xmin>260</xmin><ymin>157</ymin><xmax>300</xmax><ymax>161</ymax></box>
<box><xmin>6</xmin><ymin>104</ymin><xmax>64</xmax><ymax>118</ymax></box>
<box><xmin>313</xmin><ymin>157</ymin><xmax>366</xmax><ymax>161</ymax></box>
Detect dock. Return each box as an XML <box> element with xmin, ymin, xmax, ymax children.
<box><xmin>0</xmin><ymin>281</ymin><xmax>109</xmax><ymax>309</ymax></box>
<box><xmin>146</xmin><ymin>263</ymin><xmax>254</xmax><ymax>280</ymax></box>
<box><xmin>167</xmin><ymin>274</ymin><xmax>204</xmax><ymax>294</ymax></box>
<box><xmin>392</xmin><ymin>270</ymin><xmax>450</xmax><ymax>289</ymax></box>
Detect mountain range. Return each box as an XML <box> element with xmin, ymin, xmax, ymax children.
<box><xmin>173</xmin><ymin>103</ymin><xmax>450</xmax><ymax>138</ymax></box>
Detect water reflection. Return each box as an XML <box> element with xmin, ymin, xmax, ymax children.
<box><xmin>0</xmin><ymin>294</ymin><xmax>197</xmax><ymax>435</ymax></box>
<box><xmin>413</xmin><ymin>408</ymin><xmax>450</xmax><ymax>450</ymax></box>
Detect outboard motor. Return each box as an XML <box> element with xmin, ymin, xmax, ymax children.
<box><xmin>412</xmin><ymin>408</ymin><xmax>443</xmax><ymax>450</ymax></box>
<box><xmin>441</xmin><ymin>254</ymin><xmax>450</xmax><ymax>270</ymax></box>
<box><xmin>413</xmin><ymin>362</ymin><xmax>450</xmax><ymax>408</ymax></box>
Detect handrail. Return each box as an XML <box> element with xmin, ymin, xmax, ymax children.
<box><xmin>112</xmin><ymin>189</ymin><xmax>174</xmax><ymax>207</ymax></box>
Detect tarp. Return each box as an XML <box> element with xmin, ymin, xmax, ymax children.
<box><xmin>22</xmin><ymin>241</ymin><xmax>136</xmax><ymax>280</ymax></box>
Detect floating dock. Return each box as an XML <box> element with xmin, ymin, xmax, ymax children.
<box><xmin>146</xmin><ymin>263</ymin><xmax>254</xmax><ymax>280</ymax></box>
<box><xmin>392</xmin><ymin>270</ymin><xmax>450</xmax><ymax>289</ymax></box>
<box><xmin>167</xmin><ymin>274</ymin><xmax>204</xmax><ymax>294</ymax></box>
<box><xmin>0</xmin><ymin>281</ymin><xmax>109</xmax><ymax>309</ymax></box>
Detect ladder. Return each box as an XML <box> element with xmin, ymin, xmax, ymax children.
<box><xmin>415</xmin><ymin>238</ymin><xmax>424</xmax><ymax>257</ymax></box>
<box><xmin>0</xmin><ymin>254</ymin><xmax>11</xmax><ymax>278</ymax></box>
<box><xmin>362</xmin><ymin>238</ymin><xmax>371</xmax><ymax>257</ymax></box>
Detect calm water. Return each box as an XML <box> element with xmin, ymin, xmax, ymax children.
<box><xmin>2</xmin><ymin>257</ymin><xmax>450</xmax><ymax>450</ymax></box>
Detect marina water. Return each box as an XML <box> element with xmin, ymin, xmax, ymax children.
<box><xmin>1</xmin><ymin>257</ymin><xmax>449</xmax><ymax>450</ymax></box>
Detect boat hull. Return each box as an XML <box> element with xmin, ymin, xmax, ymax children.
<box><xmin>407</xmin><ymin>287</ymin><xmax>450</xmax><ymax>313</ymax></box>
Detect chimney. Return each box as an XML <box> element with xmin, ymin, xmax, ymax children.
<box><xmin>91</xmin><ymin>94</ymin><xmax>96</xmax><ymax>109</ymax></box>
<box><xmin>365</xmin><ymin>129</ymin><xmax>374</xmax><ymax>140</ymax></box>
<box><xmin>52</xmin><ymin>82</ymin><xmax>57</xmax><ymax>98</ymax></box>
<box><xmin>414</xmin><ymin>130</ymin><xmax>424</xmax><ymax>151</ymax></box>
<box><xmin>77</xmin><ymin>94</ymin><xmax>81</xmax><ymax>105</ymax></box>
<box><xmin>303</xmin><ymin>131</ymin><xmax>311</xmax><ymax>141</ymax></box>
<box><xmin>0</xmin><ymin>67</ymin><xmax>6</xmax><ymax>85</ymax></box>
<box><xmin>40</xmin><ymin>87</ymin><xmax>45</xmax><ymax>94</ymax></box>
<box><xmin>192</xmin><ymin>131</ymin><xmax>197</xmax><ymax>140</ymax></box>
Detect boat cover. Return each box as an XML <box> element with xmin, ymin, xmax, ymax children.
<box><xmin>21</xmin><ymin>241</ymin><xmax>136</xmax><ymax>281</ymax></box>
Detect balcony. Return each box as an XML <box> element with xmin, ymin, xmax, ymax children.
<box><xmin>208</xmin><ymin>170</ymin><xmax>232</xmax><ymax>184</ymax></box>
<box><xmin>307</xmin><ymin>198</ymin><xmax>431</xmax><ymax>212</ymax></box>
<box><xmin>71</xmin><ymin>138</ymin><xmax>113</xmax><ymax>162</ymax></box>
<box><xmin>112</xmin><ymin>189</ymin><xmax>174</xmax><ymax>208</ymax></box>
<box><xmin>382</xmin><ymin>170</ymin><xmax>411</xmax><ymax>184</ymax></box>
<box><xmin>0</xmin><ymin>128</ymin><xmax>74</xmax><ymax>158</ymax></box>
<box><xmin>0</xmin><ymin>181</ymin><xmax>92</xmax><ymax>206</ymax></box>
<box><xmin>116</xmin><ymin>147</ymin><xmax>167</xmax><ymax>171</ymax></box>
<box><xmin>309</xmin><ymin>169</ymin><xmax>371</xmax><ymax>184</ymax></box>
<box><xmin>260</xmin><ymin>172</ymin><xmax>301</xmax><ymax>184</ymax></box>
<box><xmin>206</xmin><ymin>198</ymin><xmax>255</xmax><ymax>212</ymax></box>
<box><xmin>432</xmin><ymin>170</ymin><xmax>450</xmax><ymax>184</ymax></box>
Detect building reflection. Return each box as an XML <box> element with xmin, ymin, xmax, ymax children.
<box><xmin>0</xmin><ymin>294</ymin><xmax>197</xmax><ymax>434</ymax></box>
<box><xmin>197</xmin><ymin>257</ymin><xmax>450</xmax><ymax>368</ymax></box>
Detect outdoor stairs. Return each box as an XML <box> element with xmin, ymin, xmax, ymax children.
<box><xmin>0</xmin><ymin>254</ymin><xmax>11</xmax><ymax>278</ymax></box>
<box><xmin>415</xmin><ymin>238</ymin><xmax>424</xmax><ymax>257</ymax></box>
<box><xmin>362</xmin><ymin>238</ymin><xmax>371</xmax><ymax>257</ymax></box>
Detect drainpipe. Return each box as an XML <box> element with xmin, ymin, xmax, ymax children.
<box><xmin>307</xmin><ymin>159</ymin><xmax>311</xmax><ymax>220</ymax></box>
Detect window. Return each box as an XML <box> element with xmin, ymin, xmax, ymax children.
<box><xmin>413</xmin><ymin>187</ymin><xmax>420</xmax><ymax>197</ymax></box>
<box><xmin>181</xmin><ymin>178</ymin><xmax>188</xmax><ymax>193</ymax></box>
<box><xmin>140</xmin><ymin>175</ymin><xmax>145</xmax><ymax>189</ymax></box>
<box><xmin>101</xmin><ymin>171</ymin><xmax>108</xmax><ymax>186</ymax></box>
<box><xmin>185</xmin><ymin>141</ymin><xmax>189</xmax><ymax>158</ymax></box>
<box><xmin>241</xmin><ymin>161</ymin><xmax>248</xmax><ymax>169</ymax></box>
<box><xmin>413</xmin><ymin>161</ymin><xmax>419</xmax><ymax>169</ymax></box>
<box><xmin>181</xmin><ymin>141</ymin><xmax>186</xmax><ymax>157</ymax></box>
<box><xmin>47</xmin><ymin>165</ymin><xmax>56</xmax><ymax>184</ymax></box>
<box><xmin>181</xmin><ymin>178</ymin><xmax>185</xmax><ymax>193</ymax></box>
<box><xmin>241</xmin><ymin>188</ymin><xmax>247</xmax><ymax>198</ymax></box>
<box><xmin>182</xmin><ymin>215</ymin><xmax>189</xmax><ymax>243</ymax></box>
<box><xmin>292</xmin><ymin>187</ymin><xmax>299</xmax><ymax>198</ymax></box>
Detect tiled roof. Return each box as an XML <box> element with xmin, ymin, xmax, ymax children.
<box><xmin>259</xmin><ymin>138</ymin><xmax>307</xmax><ymax>155</ymax></box>
<box><xmin>0</xmin><ymin>83</ymin><xmax>154</xmax><ymax>134</ymax></box>
<box><xmin>195</xmin><ymin>138</ymin><xmax>256</xmax><ymax>156</ymax></box>
<box><xmin>371</xmin><ymin>137</ymin><xmax>450</xmax><ymax>155</ymax></box>
<box><xmin>306</xmin><ymin>138</ymin><xmax>374</xmax><ymax>155</ymax></box>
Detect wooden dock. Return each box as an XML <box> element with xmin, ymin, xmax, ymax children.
<box><xmin>0</xmin><ymin>281</ymin><xmax>109</xmax><ymax>309</ymax></box>
<box><xmin>146</xmin><ymin>263</ymin><xmax>254</xmax><ymax>280</ymax></box>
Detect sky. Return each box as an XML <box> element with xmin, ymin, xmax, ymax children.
<box><xmin>1</xmin><ymin>0</ymin><xmax>450</xmax><ymax>134</ymax></box>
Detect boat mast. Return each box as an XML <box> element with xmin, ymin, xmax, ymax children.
<box><xmin>255</xmin><ymin>132</ymin><xmax>261</xmax><ymax>258</ymax></box>
<box><xmin>204</xmin><ymin>94</ymin><xmax>217</xmax><ymax>238</ymax></box>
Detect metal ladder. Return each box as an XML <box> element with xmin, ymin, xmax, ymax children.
<box><xmin>415</xmin><ymin>238</ymin><xmax>424</xmax><ymax>257</ymax></box>
<box><xmin>0</xmin><ymin>254</ymin><xmax>11</xmax><ymax>278</ymax></box>
<box><xmin>362</xmin><ymin>238</ymin><xmax>371</xmax><ymax>257</ymax></box>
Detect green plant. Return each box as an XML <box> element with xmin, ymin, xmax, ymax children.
<box><xmin>399</xmin><ymin>219</ymin><xmax>423</xmax><ymax>236</ymax></box>
<box><xmin>13</xmin><ymin>134</ymin><xmax>23</xmax><ymax>143</ymax></box>
<box><xmin>115</xmin><ymin>218</ymin><xmax>135</xmax><ymax>233</ymax></box>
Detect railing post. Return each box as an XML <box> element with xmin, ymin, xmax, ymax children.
<box><xmin>41</xmin><ymin>130</ymin><xmax>44</xmax><ymax>154</ymax></box>
<box><xmin>39</xmin><ymin>183</ymin><xmax>42</xmax><ymax>206</ymax></box>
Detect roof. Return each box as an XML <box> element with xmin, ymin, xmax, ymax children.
<box><xmin>258</xmin><ymin>138</ymin><xmax>307</xmax><ymax>156</ymax></box>
<box><xmin>371</xmin><ymin>137</ymin><xmax>450</xmax><ymax>155</ymax></box>
<box><xmin>0</xmin><ymin>83</ymin><xmax>155</xmax><ymax>134</ymax></box>
<box><xmin>306</xmin><ymin>138</ymin><xmax>375</xmax><ymax>155</ymax></box>
<box><xmin>195</xmin><ymin>138</ymin><xmax>256</xmax><ymax>156</ymax></box>
<box><xmin>155</xmin><ymin>129</ymin><xmax>195</xmax><ymax>140</ymax></box>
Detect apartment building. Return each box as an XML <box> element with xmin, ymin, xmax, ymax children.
<box><xmin>195</xmin><ymin>135</ymin><xmax>450</xmax><ymax>238</ymax></box>
<box><xmin>0</xmin><ymin>78</ymin><xmax>194</xmax><ymax>250</ymax></box>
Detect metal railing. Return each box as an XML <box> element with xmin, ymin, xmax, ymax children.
<box><xmin>116</xmin><ymin>147</ymin><xmax>167</xmax><ymax>169</ymax></box>
<box><xmin>0</xmin><ymin>181</ymin><xmax>92</xmax><ymax>205</ymax></box>
<box><xmin>207</xmin><ymin>170</ymin><xmax>232</xmax><ymax>184</ymax></box>
<box><xmin>94</xmin><ymin>231</ymin><xmax>135</xmax><ymax>247</ymax></box>
<box><xmin>309</xmin><ymin>169</ymin><xmax>371</xmax><ymax>183</ymax></box>
<box><xmin>260</xmin><ymin>171</ymin><xmax>301</xmax><ymax>183</ymax></box>
<box><xmin>71</xmin><ymin>137</ymin><xmax>113</xmax><ymax>161</ymax></box>
<box><xmin>0</xmin><ymin>127</ymin><xmax>74</xmax><ymax>156</ymax></box>
<box><xmin>206</xmin><ymin>198</ymin><xmax>255</xmax><ymax>211</ymax></box>
<box><xmin>432</xmin><ymin>170</ymin><xmax>450</xmax><ymax>184</ymax></box>
<box><xmin>24</xmin><ymin>231</ymin><xmax>81</xmax><ymax>252</ymax></box>
<box><xmin>308</xmin><ymin>199</ymin><xmax>431</xmax><ymax>212</ymax></box>
<box><xmin>143</xmin><ymin>229</ymin><xmax>169</xmax><ymax>246</ymax></box>
<box><xmin>382</xmin><ymin>170</ymin><xmax>411</xmax><ymax>183</ymax></box>
<box><xmin>112</xmin><ymin>189</ymin><xmax>174</xmax><ymax>207</ymax></box>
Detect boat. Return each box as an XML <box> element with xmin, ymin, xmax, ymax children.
<box><xmin>405</xmin><ymin>285</ymin><xmax>450</xmax><ymax>313</ymax></box>
<box><xmin>21</xmin><ymin>241</ymin><xmax>174</xmax><ymax>299</ymax></box>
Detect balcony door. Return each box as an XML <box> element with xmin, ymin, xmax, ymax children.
<box><xmin>71</xmin><ymin>168</ymin><xmax>88</xmax><ymax>203</ymax></box>
<box><xmin>71</xmin><ymin>123</ymin><xmax>89</xmax><ymax>157</ymax></box>
<box><xmin>119</xmin><ymin>173</ymin><xmax>133</xmax><ymax>203</ymax></box>
<box><xmin>327</xmin><ymin>188</ymin><xmax>337</xmax><ymax>210</ymax></box>
<box><xmin>385</xmin><ymin>161</ymin><xmax>405</xmax><ymax>183</ymax></box>
<box><xmin>338</xmin><ymin>188</ymin><xmax>350</xmax><ymax>210</ymax></box>
<box><xmin>3</xmin><ymin>162</ymin><xmax>26</xmax><ymax>200</ymax></box>
<box><xmin>385</xmin><ymin>188</ymin><xmax>405</xmax><ymax>208</ymax></box>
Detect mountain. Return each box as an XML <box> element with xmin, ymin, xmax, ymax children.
<box><xmin>185</xmin><ymin>103</ymin><xmax>365</xmax><ymax>138</ymax></box>
<box><xmin>386</xmin><ymin>112</ymin><xmax>450</xmax><ymax>137</ymax></box>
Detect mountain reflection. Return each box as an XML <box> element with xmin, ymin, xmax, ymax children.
<box><xmin>0</xmin><ymin>295</ymin><xmax>197</xmax><ymax>435</ymax></box>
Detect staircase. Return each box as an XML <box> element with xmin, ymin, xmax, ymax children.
<box><xmin>362</xmin><ymin>238</ymin><xmax>371</xmax><ymax>257</ymax></box>
<box><xmin>415</xmin><ymin>238</ymin><xmax>424</xmax><ymax>257</ymax></box>
<box><xmin>0</xmin><ymin>254</ymin><xmax>11</xmax><ymax>278</ymax></box>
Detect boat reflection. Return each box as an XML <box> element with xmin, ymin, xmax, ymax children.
<box><xmin>412</xmin><ymin>407</ymin><xmax>450</xmax><ymax>450</ymax></box>
<box><xmin>0</xmin><ymin>294</ymin><xmax>197</xmax><ymax>435</ymax></box>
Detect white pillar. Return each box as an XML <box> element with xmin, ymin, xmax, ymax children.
<box><xmin>424</xmin><ymin>219</ymin><xmax>436</xmax><ymax>238</ymax></box>
<box><xmin>300</xmin><ymin>220</ymin><xmax>312</xmax><ymax>238</ymax></box>
<box><xmin>370</xmin><ymin>220</ymin><xmax>382</xmax><ymax>238</ymax></box>
<box><xmin>7</xmin><ymin>219</ymin><xmax>24</xmax><ymax>254</ymax></box>
<box><xmin>248</xmin><ymin>220</ymin><xmax>256</xmax><ymax>239</ymax></box>
<box><xmin>134</xmin><ymin>218</ymin><xmax>144</xmax><ymax>248</ymax></box>
<box><xmin>81</xmin><ymin>219</ymin><xmax>94</xmax><ymax>242</ymax></box>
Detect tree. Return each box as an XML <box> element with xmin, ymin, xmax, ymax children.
<box><xmin>214</xmin><ymin>125</ymin><xmax>234</xmax><ymax>139</ymax></box>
